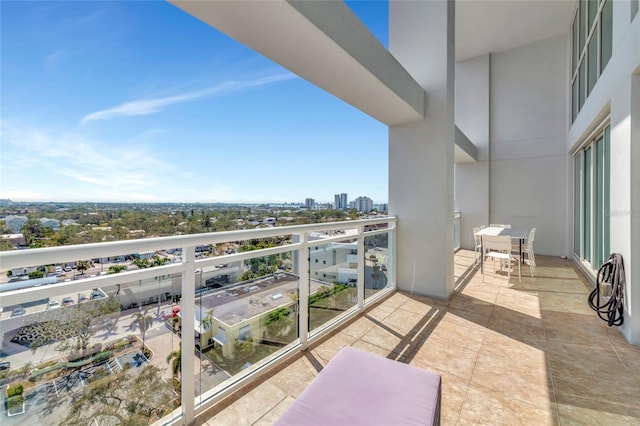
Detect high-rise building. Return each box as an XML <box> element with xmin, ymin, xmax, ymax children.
<box><xmin>305</xmin><ymin>198</ymin><xmax>315</xmax><ymax>209</ymax></box>
<box><xmin>353</xmin><ymin>196</ymin><xmax>373</xmax><ymax>213</ymax></box>
<box><xmin>334</xmin><ymin>193</ymin><xmax>348</xmax><ymax>210</ymax></box>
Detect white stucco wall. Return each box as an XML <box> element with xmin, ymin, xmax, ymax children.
<box><xmin>629</xmin><ymin>71</ymin><xmax>640</xmax><ymax>345</ymax></box>
<box><xmin>567</xmin><ymin>1</ymin><xmax>640</xmax><ymax>345</ymax></box>
<box><xmin>489</xmin><ymin>33</ymin><xmax>569</xmax><ymax>257</ymax></box>
<box><xmin>454</xmin><ymin>55</ymin><xmax>490</xmax><ymax>250</ymax></box>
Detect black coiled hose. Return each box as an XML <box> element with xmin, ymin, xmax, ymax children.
<box><xmin>588</xmin><ymin>253</ymin><xmax>625</xmax><ymax>327</ymax></box>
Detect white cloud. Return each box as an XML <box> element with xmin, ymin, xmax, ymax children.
<box><xmin>0</xmin><ymin>120</ymin><xmax>243</xmax><ymax>203</ymax></box>
<box><xmin>81</xmin><ymin>73</ymin><xmax>297</xmax><ymax>124</ymax></box>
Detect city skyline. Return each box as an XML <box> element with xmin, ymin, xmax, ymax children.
<box><xmin>0</xmin><ymin>1</ymin><xmax>389</xmax><ymax>205</ymax></box>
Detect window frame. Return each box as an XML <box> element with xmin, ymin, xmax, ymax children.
<box><xmin>570</xmin><ymin>0</ymin><xmax>612</xmax><ymax>122</ymax></box>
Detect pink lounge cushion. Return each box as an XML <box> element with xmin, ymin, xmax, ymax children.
<box><xmin>275</xmin><ymin>346</ymin><xmax>441</xmax><ymax>426</ymax></box>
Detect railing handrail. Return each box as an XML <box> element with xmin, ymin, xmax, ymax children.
<box><xmin>0</xmin><ymin>216</ymin><xmax>398</xmax><ymax>426</ymax></box>
<box><xmin>0</xmin><ymin>217</ymin><xmax>397</xmax><ymax>271</ymax></box>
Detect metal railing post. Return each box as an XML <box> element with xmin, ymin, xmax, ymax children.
<box><xmin>181</xmin><ymin>245</ymin><xmax>196</xmax><ymax>424</ymax></box>
<box><xmin>298</xmin><ymin>233</ymin><xmax>309</xmax><ymax>350</ymax></box>
<box><xmin>357</xmin><ymin>225</ymin><xmax>365</xmax><ymax>309</ymax></box>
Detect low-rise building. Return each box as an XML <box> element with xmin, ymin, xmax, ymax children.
<box><xmin>0</xmin><ymin>233</ymin><xmax>26</xmax><ymax>247</ymax></box>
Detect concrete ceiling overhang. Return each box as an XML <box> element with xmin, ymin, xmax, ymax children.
<box><xmin>455</xmin><ymin>126</ymin><xmax>478</xmax><ymax>163</ymax></box>
<box><xmin>456</xmin><ymin>0</ymin><xmax>575</xmax><ymax>62</ymax></box>
<box><xmin>169</xmin><ymin>0</ymin><xmax>425</xmax><ymax>126</ymax></box>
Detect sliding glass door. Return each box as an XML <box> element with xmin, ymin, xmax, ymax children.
<box><xmin>573</xmin><ymin>125</ymin><xmax>610</xmax><ymax>270</ymax></box>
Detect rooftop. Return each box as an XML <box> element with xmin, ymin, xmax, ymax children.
<box><xmin>197</xmin><ymin>274</ymin><xmax>325</xmax><ymax>326</ymax></box>
<box><xmin>199</xmin><ymin>250</ymin><xmax>640</xmax><ymax>425</ymax></box>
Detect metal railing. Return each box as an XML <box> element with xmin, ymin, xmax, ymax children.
<box><xmin>0</xmin><ymin>217</ymin><xmax>396</xmax><ymax>425</ymax></box>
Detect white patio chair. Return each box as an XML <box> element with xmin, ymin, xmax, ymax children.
<box><xmin>482</xmin><ymin>235</ymin><xmax>521</xmax><ymax>283</ymax></box>
<box><xmin>473</xmin><ymin>226</ymin><xmax>482</xmax><ymax>262</ymax></box>
<box><xmin>522</xmin><ymin>228</ymin><xmax>536</xmax><ymax>277</ymax></box>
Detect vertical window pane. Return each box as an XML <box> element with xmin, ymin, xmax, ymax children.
<box><xmin>584</xmin><ymin>147</ymin><xmax>592</xmax><ymax>264</ymax></box>
<box><xmin>604</xmin><ymin>126</ymin><xmax>610</xmax><ymax>259</ymax></box>
<box><xmin>579</xmin><ymin>62</ymin><xmax>586</xmax><ymax>108</ymax></box>
<box><xmin>579</xmin><ymin>0</ymin><xmax>586</xmax><ymax>53</ymax></box>
<box><xmin>588</xmin><ymin>32</ymin><xmax>598</xmax><ymax>95</ymax></box>
<box><xmin>574</xmin><ymin>154</ymin><xmax>582</xmax><ymax>256</ymax></box>
<box><xmin>572</xmin><ymin>10</ymin><xmax>579</xmax><ymax>73</ymax></box>
<box><xmin>595</xmin><ymin>137</ymin><xmax>603</xmax><ymax>268</ymax></box>
<box><xmin>588</xmin><ymin>0</ymin><xmax>598</xmax><ymax>30</ymax></box>
<box><xmin>572</xmin><ymin>79</ymin><xmax>579</xmax><ymax>121</ymax></box>
<box><xmin>601</xmin><ymin>0</ymin><xmax>612</xmax><ymax>72</ymax></box>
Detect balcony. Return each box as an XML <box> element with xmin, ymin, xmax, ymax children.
<box><xmin>0</xmin><ymin>218</ymin><xmax>396</xmax><ymax>425</ymax></box>
<box><xmin>1</xmin><ymin>219</ymin><xmax>638</xmax><ymax>425</ymax></box>
<box><xmin>201</xmin><ymin>250</ymin><xmax>640</xmax><ymax>425</ymax></box>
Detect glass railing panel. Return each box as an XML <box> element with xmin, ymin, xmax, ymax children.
<box><xmin>195</xmin><ymin>252</ymin><xmax>299</xmax><ymax>401</ymax></box>
<box><xmin>454</xmin><ymin>211</ymin><xmax>461</xmax><ymax>251</ymax></box>
<box><xmin>0</xmin><ymin>217</ymin><xmax>396</xmax><ymax>425</ymax></box>
<box><xmin>0</xmin><ymin>269</ymin><xmax>180</xmax><ymax>425</ymax></box>
<box><xmin>364</xmin><ymin>232</ymin><xmax>391</xmax><ymax>299</ymax></box>
<box><xmin>308</xmin><ymin>239</ymin><xmax>358</xmax><ymax>332</ymax></box>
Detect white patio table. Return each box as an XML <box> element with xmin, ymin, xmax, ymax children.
<box><xmin>475</xmin><ymin>226</ymin><xmax>529</xmax><ymax>275</ymax></box>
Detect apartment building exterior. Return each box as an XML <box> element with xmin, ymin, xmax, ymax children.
<box><xmin>0</xmin><ymin>2</ymin><xmax>638</xmax><ymax>425</ymax></box>
<box><xmin>334</xmin><ymin>192</ymin><xmax>348</xmax><ymax>210</ymax></box>
<box><xmin>172</xmin><ymin>0</ymin><xmax>640</xmax><ymax>345</ymax></box>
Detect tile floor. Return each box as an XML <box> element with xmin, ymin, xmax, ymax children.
<box><xmin>199</xmin><ymin>250</ymin><xmax>640</xmax><ymax>425</ymax></box>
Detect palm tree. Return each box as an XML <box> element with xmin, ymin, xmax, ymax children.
<box><xmin>199</xmin><ymin>309</ymin><xmax>215</xmax><ymax>332</ymax></box>
<box><xmin>130</xmin><ymin>307</ymin><xmax>154</xmax><ymax>354</ymax></box>
<box><xmin>166</xmin><ymin>342</ymin><xmax>182</xmax><ymax>377</ymax></box>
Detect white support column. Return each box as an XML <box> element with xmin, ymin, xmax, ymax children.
<box><xmin>388</xmin><ymin>0</ymin><xmax>455</xmax><ymax>299</ymax></box>
<box><xmin>357</xmin><ymin>225</ymin><xmax>365</xmax><ymax>309</ymax></box>
<box><xmin>298</xmin><ymin>233</ymin><xmax>310</xmax><ymax>349</ymax></box>
<box><xmin>181</xmin><ymin>246</ymin><xmax>196</xmax><ymax>423</ymax></box>
<box><xmin>625</xmin><ymin>72</ymin><xmax>640</xmax><ymax>344</ymax></box>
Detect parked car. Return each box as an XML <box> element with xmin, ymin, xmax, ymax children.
<box><xmin>11</xmin><ymin>307</ymin><xmax>26</xmax><ymax>317</ymax></box>
<box><xmin>90</xmin><ymin>290</ymin><xmax>102</xmax><ymax>300</ymax></box>
<box><xmin>64</xmin><ymin>266</ymin><xmax>72</xmax><ymax>272</ymax></box>
<box><xmin>78</xmin><ymin>294</ymin><xmax>89</xmax><ymax>303</ymax></box>
<box><xmin>47</xmin><ymin>300</ymin><xmax>61</xmax><ymax>309</ymax></box>
<box><xmin>62</xmin><ymin>297</ymin><xmax>75</xmax><ymax>306</ymax></box>
<box><xmin>0</xmin><ymin>361</ymin><xmax>10</xmax><ymax>371</ymax></box>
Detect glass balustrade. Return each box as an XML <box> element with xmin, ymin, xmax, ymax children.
<box><xmin>0</xmin><ymin>218</ymin><xmax>395</xmax><ymax>425</ymax></box>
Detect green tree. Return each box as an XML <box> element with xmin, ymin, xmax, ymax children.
<box><xmin>130</xmin><ymin>307</ymin><xmax>154</xmax><ymax>353</ymax></box>
<box><xmin>199</xmin><ymin>309</ymin><xmax>216</xmax><ymax>332</ymax></box>
<box><xmin>29</xmin><ymin>270</ymin><xmax>45</xmax><ymax>279</ymax></box>
<box><xmin>166</xmin><ymin>342</ymin><xmax>182</xmax><ymax>378</ymax></box>
<box><xmin>0</xmin><ymin>238</ymin><xmax>15</xmax><ymax>251</ymax></box>
<box><xmin>59</xmin><ymin>365</ymin><xmax>174</xmax><ymax>425</ymax></box>
<box><xmin>151</xmin><ymin>255</ymin><xmax>167</xmax><ymax>267</ymax></box>
<box><xmin>77</xmin><ymin>261</ymin><xmax>89</xmax><ymax>275</ymax></box>
<box><xmin>108</xmin><ymin>264</ymin><xmax>127</xmax><ymax>274</ymax></box>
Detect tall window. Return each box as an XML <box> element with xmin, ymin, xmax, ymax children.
<box><xmin>573</xmin><ymin>125</ymin><xmax>610</xmax><ymax>270</ymax></box>
<box><xmin>571</xmin><ymin>0</ymin><xmax>613</xmax><ymax>122</ymax></box>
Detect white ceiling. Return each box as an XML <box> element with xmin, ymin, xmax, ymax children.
<box><xmin>455</xmin><ymin>0</ymin><xmax>576</xmax><ymax>61</ymax></box>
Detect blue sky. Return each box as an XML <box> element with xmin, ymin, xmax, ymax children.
<box><xmin>1</xmin><ymin>1</ymin><xmax>389</xmax><ymax>205</ymax></box>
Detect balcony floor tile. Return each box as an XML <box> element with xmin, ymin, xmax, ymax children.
<box><xmin>198</xmin><ymin>251</ymin><xmax>640</xmax><ymax>425</ymax></box>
